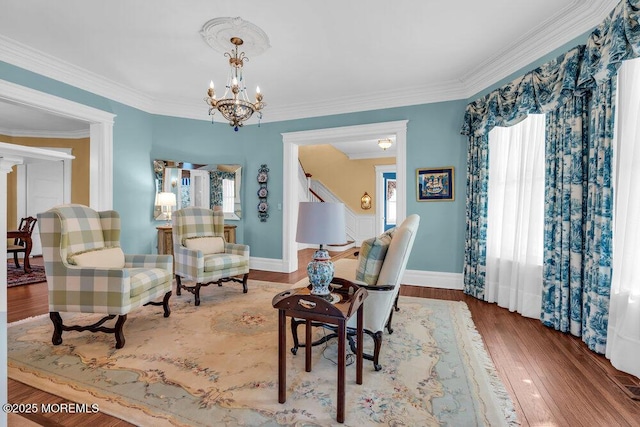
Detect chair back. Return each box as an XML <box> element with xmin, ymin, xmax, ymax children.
<box><xmin>172</xmin><ymin>207</ymin><xmax>225</xmax><ymax>247</ymax></box>
<box><xmin>38</xmin><ymin>204</ymin><xmax>121</xmax><ymax>267</ymax></box>
<box><xmin>14</xmin><ymin>216</ymin><xmax>37</xmax><ymax>244</ymax></box>
<box><xmin>375</xmin><ymin>214</ymin><xmax>420</xmax><ymax>289</ymax></box>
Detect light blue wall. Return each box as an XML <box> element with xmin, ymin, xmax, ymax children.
<box><xmin>151</xmin><ymin>102</ymin><xmax>468</xmax><ymax>273</ymax></box>
<box><xmin>3</xmin><ymin>26</ymin><xmax>594</xmax><ymax>276</ymax></box>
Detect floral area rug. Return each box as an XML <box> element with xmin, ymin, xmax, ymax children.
<box><xmin>6</xmin><ymin>261</ymin><xmax>46</xmax><ymax>287</ymax></box>
<box><xmin>8</xmin><ymin>280</ymin><xmax>519</xmax><ymax>426</ymax></box>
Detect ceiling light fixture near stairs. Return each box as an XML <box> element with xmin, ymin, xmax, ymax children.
<box><xmin>201</xmin><ymin>17</ymin><xmax>270</xmax><ymax>131</ymax></box>
<box><xmin>378</xmin><ymin>138</ymin><xmax>393</xmax><ymax>150</ymax></box>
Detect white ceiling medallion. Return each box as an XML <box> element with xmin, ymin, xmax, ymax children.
<box><xmin>200</xmin><ymin>17</ymin><xmax>270</xmax><ymax>57</ymax></box>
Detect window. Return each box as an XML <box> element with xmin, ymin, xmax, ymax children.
<box><xmin>485</xmin><ymin>114</ymin><xmax>545</xmax><ymax>317</ymax></box>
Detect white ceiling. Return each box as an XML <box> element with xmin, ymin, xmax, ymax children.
<box><xmin>0</xmin><ymin>0</ymin><xmax>618</xmax><ymax>147</ymax></box>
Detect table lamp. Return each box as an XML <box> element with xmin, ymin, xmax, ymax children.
<box><xmin>156</xmin><ymin>192</ymin><xmax>177</xmax><ymax>225</ymax></box>
<box><xmin>296</xmin><ymin>202</ymin><xmax>346</xmax><ymax>300</ymax></box>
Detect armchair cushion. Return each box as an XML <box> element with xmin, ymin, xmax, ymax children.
<box><xmin>61</xmin><ymin>205</ymin><xmax>107</xmax><ymax>254</ymax></box>
<box><xmin>68</xmin><ymin>247</ymin><xmax>125</xmax><ymax>268</ymax></box>
<box><xmin>184</xmin><ymin>236</ymin><xmax>225</xmax><ymax>254</ymax></box>
<box><xmin>129</xmin><ymin>268</ymin><xmax>173</xmax><ymax>297</ymax></box>
<box><xmin>204</xmin><ymin>253</ymin><xmax>249</xmax><ymax>272</ymax></box>
<box><xmin>356</xmin><ymin>233</ymin><xmax>392</xmax><ymax>285</ymax></box>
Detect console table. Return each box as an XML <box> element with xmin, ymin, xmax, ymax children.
<box><xmin>272</xmin><ymin>278</ymin><xmax>367</xmax><ymax>423</ymax></box>
<box><xmin>156</xmin><ymin>224</ymin><xmax>236</xmax><ymax>256</ymax></box>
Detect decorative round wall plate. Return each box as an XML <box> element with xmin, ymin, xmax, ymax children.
<box><xmin>257</xmin><ymin>164</ymin><xmax>270</xmax><ymax>222</ymax></box>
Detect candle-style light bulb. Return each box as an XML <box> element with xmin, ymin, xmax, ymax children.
<box><xmin>256</xmin><ymin>86</ymin><xmax>261</xmax><ymax>94</ymax></box>
<box><xmin>209</xmin><ymin>81</ymin><xmax>214</xmax><ymax>89</ymax></box>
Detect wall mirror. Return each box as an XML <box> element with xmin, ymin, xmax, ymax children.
<box><xmin>153</xmin><ymin>160</ymin><xmax>242</xmax><ymax>221</ymax></box>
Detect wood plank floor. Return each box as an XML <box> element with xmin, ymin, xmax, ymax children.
<box><xmin>7</xmin><ymin>251</ymin><xmax>640</xmax><ymax>426</ymax></box>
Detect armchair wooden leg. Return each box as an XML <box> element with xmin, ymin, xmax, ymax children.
<box><xmin>176</xmin><ymin>275</ymin><xmax>182</xmax><ymax>295</ymax></box>
<box><xmin>371</xmin><ymin>331</ymin><xmax>383</xmax><ymax>372</ymax></box>
<box><xmin>13</xmin><ymin>253</ymin><xmax>20</xmax><ymax>269</ymax></box>
<box><xmin>144</xmin><ymin>291</ymin><xmax>172</xmax><ymax>318</ymax></box>
<box><xmin>290</xmin><ymin>318</ymin><xmax>302</xmax><ymax>355</ymax></box>
<box><xmin>50</xmin><ymin>312</ymin><xmax>63</xmax><ymax>345</ymax></box>
<box><xmin>114</xmin><ymin>315</ymin><xmax>127</xmax><ymax>349</ymax></box>
<box><xmin>194</xmin><ymin>283</ymin><xmax>202</xmax><ymax>306</ymax></box>
<box><xmin>49</xmin><ymin>311</ymin><xmax>128</xmax><ymax>349</ymax></box>
<box><xmin>394</xmin><ymin>293</ymin><xmax>400</xmax><ymax>312</ymax></box>
<box><xmin>386</xmin><ymin>307</ymin><xmax>395</xmax><ymax>334</ymax></box>
<box><xmin>162</xmin><ymin>291</ymin><xmax>171</xmax><ymax>317</ymax></box>
<box><xmin>242</xmin><ymin>273</ymin><xmax>249</xmax><ymax>293</ymax></box>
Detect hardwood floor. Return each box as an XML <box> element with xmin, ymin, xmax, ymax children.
<box><xmin>8</xmin><ymin>251</ymin><xmax>640</xmax><ymax>426</ymax></box>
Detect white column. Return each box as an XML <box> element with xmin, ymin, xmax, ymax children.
<box><xmin>0</xmin><ymin>156</ymin><xmax>23</xmax><ymax>424</ymax></box>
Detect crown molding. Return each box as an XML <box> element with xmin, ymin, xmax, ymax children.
<box><xmin>0</xmin><ymin>0</ymin><xmax>620</xmax><ymax>124</ymax></box>
<box><xmin>460</xmin><ymin>0</ymin><xmax>619</xmax><ymax>98</ymax></box>
<box><xmin>0</xmin><ymin>34</ymin><xmax>154</xmax><ymax>112</ymax></box>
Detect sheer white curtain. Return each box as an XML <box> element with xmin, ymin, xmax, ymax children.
<box><xmin>607</xmin><ymin>58</ymin><xmax>640</xmax><ymax>378</ymax></box>
<box><xmin>485</xmin><ymin>114</ymin><xmax>546</xmax><ymax>318</ymax></box>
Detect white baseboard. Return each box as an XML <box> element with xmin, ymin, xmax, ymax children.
<box><xmin>250</xmin><ymin>257</ymin><xmax>291</xmax><ymax>273</ymax></box>
<box><xmin>402</xmin><ymin>269</ymin><xmax>463</xmax><ymax>290</ymax></box>
<box><xmin>251</xmin><ymin>256</ymin><xmax>464</xmax><ymax>289</ymax></box>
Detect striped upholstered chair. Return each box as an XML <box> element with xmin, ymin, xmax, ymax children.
<box><xmin>38</xmin><ymin>204</ymin><xmax>173</xmax><ymax>349</ymax></box>
<box><xmin>173</xmin><ymin>207</ymin><xmax>250</xmax><ymax>306</ymax></box>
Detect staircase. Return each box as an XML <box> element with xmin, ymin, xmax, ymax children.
<box><xmin>298</xmin><ymin>161</ymin><xmax>374</xmax><ymax>251</ymax></box>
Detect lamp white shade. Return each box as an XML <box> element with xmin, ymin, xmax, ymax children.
<box><xmin>156</xmin><ymin>192</ymin><xmax>177</xmax><ymax>207</ymax></box>
<box><xmin>296</xmin><ymin>202</ymin><xmax>346</xmax><ymax>245</ymax></box>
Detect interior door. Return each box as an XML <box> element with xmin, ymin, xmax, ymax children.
<box><xmin>23</xmin><ymin>160</ymin><xmax>65</xmax><ymax>256</ymax></box>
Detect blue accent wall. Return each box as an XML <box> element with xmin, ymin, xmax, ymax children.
<box><xmin>0</xmin><ymin>25</ymin><xmax>594</xmax><ymax>275</ymax></box>
<box><xmin>150</xmin><ymin>102</ymin><xmax>468</xmax><ymax>273</ymax></box>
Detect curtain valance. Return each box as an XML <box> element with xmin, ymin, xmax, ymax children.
<box><xmin>462</xmin><ymin>0</ymin><xmax>640</xmax><ymax>138</ymax></box>
<box><xmin>461</xmin><ymin>46</ymin><xmax>584</xmax><ymax>137</ymax></box>
<box><xmin>579</xmin><ymin>0</ymin><xmax>640</xmax><ymax>87</ymax></box>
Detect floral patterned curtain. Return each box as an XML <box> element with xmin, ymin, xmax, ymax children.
<box><xmin>463</xmin><ymin>134</ymin><xmax>489</xmax><ymax>299</ymax></box>
<box><xmin>210</xmin><ymin>170</ymin><xmax>235</xmax><ymax>207</ymax></box>
<box><xmin>461</xmin><ymin>46</ymin><xmax>586</xmax><ymax>301</ymax></box>
<box><xmin>461</xmin><ymin>0</ymin><xmax>639</xmax><ymax>353</ymax></box>
<box><xmin>540</xmin><ymin>95</ymin><xmax>589</xmax><ymax>338</ymax></box>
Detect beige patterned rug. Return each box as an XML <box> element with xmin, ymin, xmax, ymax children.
<box><xmin>8</xmin><ymin>280</ymin><xmax>518</xmax><ymax>426</ymax></box>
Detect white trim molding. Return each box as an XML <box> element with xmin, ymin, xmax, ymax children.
<box><xmin>402</xmin><ymin>269</ymin><xmax>464</xmax><ymax>290</ymax></box>
<box><xmin>0</xmin><ymin>79</ymin><xmax>115</xmax><ymax>211</ymax></box>
<box><xmin>0</xmin><ymin>2</ymin><xmax>617</xmax><ymax>124</ymax></box>
<box><xmin>0</xmin><ymin>142</ymin><xmax>75</xmax><ymax>416</ymax></box>
<box><xmin>282</xmin><ymin>120</ymin><xmax>408</xmax><ymax>273</ymax></box>
<box><xmin>249</xmin><ymin>256</ymin><xmax>290</xmax><ymax>273</ymax></box>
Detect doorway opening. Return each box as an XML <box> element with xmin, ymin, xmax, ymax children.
<box><xmin>282</xmin><ymin>120</ymin><xmax>408</xmax><ymax>273</ymax></box>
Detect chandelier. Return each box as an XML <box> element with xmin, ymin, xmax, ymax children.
<box><xmin>205</xmin><ymin>37</ymin><xmax>265</xmax><ymax>131</ymax></box>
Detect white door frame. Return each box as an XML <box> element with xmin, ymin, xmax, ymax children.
<box><xmin>0</xmin><ymin>79</ymin><xmax>115</xmax><ymax>210</ymax></box>
<box><xmin>282</xmin><ymin>120</ymin><xmax>408</xmax><ymax>273</ymax></box>
<box><xmin>375</xmin><ymin>164</ymin><xmax>397</xmax><ymax>235</ymax></box>
<box><xmin>16</xmin><ymin>147</ymin><xmax>73</xmax><ymax>221</ymax></box>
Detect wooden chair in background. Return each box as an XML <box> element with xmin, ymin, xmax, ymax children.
<box><xmin>7</xmin><ymin>216</ymin><xmax>37</xmax><ymax>273</ymax></box>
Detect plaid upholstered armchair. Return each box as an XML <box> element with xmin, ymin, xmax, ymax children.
<box><xmin>38</xmin><ymin>204</ymin><xmax>173</xmax><ymax>349</ymax></box>
<box><xmin>173</xmin><ymin>207</ymin><xmax>250</xmax><ymax>306</ymax></box>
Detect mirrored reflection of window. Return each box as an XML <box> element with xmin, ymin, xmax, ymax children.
<box><xmin>222</xmin><ymin>178</ymin><xmax>234</xmax><ymax>215</ymax></box>
<box><xmin>153</xmin><ymin>160</ymin><xmax>242</xmax><ymax>221</ymax></box>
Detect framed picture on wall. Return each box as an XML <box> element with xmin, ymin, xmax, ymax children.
<box><xmin>416</xmin><ymin>167</ymin><xmax>454</xmax><ymax>201</ymax></box>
